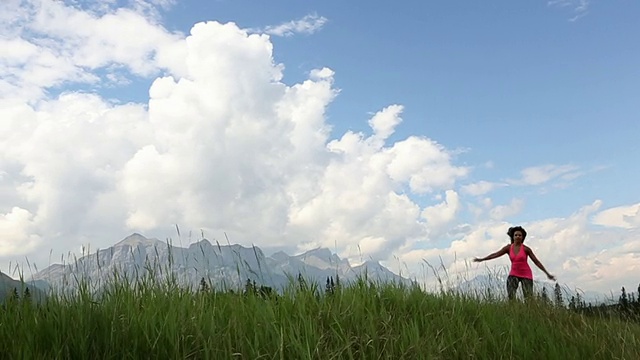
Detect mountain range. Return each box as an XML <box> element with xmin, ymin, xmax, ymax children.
<box><xmin>25</xmin><ymin>233</ymin><xmax>412</xmax><ymax>295</ymax></box>
<box><xmin>2</xmin><ymin>233</ymin><xmax>617</xmax><ymax>306</ymax></box>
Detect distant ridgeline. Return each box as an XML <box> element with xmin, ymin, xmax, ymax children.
<box><xmin>0</xmin><ymin>271</ymin><xmax>47</xmax><ymax>304</ymax></box>
<box><xmin>23</xmin><ymin>233</ymin><xmax>412</xmax><ymax>297</ymax></box>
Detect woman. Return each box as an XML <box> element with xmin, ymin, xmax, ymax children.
<box><xmin>473</xmin><ymin>226</ymin><xmax>556</xmax><ymax>300</ymax></box>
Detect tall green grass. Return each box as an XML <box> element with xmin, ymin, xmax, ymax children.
<box><xmin>2</xmin><ymin>270</ymin><xmax>640</xmax><ymax>359</ymax></box>
<box><xmin>2</xmin><ymin>237</ymin><xmax>638</xmax><ymax>359</ymax></box>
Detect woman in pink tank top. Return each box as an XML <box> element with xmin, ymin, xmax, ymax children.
<box><xmin>473</xmin><ymin>226</ymin><xmax>556</xmax><ymax>301</ymax></box>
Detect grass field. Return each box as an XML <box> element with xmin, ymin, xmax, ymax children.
<box><xmin>1</xmin><ymin>270</ymin><xmax>639</xmax><ymax>360</ymax></box>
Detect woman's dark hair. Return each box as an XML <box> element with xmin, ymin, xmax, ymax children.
<box><xmin>507</xmin><ymin>226</ymin><xmax>527</xmax><ymax>244</ymax></box>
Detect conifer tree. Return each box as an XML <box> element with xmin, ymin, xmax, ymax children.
<box><xmin>23</xmin><ymin>287</ymin><xmax>31</xmax><ymax>303</ymax></box>
<box><xmin>634</xmin><ymin>283</ymin><xmax>640</xmax><ymax>315</ymax></box>
<box><xmin>325</xmin><ymin>276</ymin><xmax>334</xmax><ymax>295</ymax></box>
<box><xmin>619</xmin><ymin>286</ymin><xmax>629</xmax><ymax>310</ymax></box>
<box><xmin>575</xmin><ymin>292</ymin><xmax>583</xmax><ymax>310</ymax></box>
<box><xmin>199</xmin><ymin>277</ymin><xmax>210</xmax><ymax>293</ymax></box>
<box><xmin>297</xmin><ymin>273</ymin><xmax>307</xmax><ymax>291</ymax></box>
<box><xmin>554</xmin><ymin>283</ymin><xmax>564</xmax><ymax>307</ymax></box>
<box><xmin>244</xmin><ymin>278</ymin><xmax>255</xmax><ymax>295</ymax></box>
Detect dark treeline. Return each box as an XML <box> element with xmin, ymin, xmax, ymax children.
<box><xmin>540</xmin><ymin>282</ymin><xmax>640</xmax><ymax>323</ymax></box>
<box><xmin>6</xmin><ymin>274</ymin><xmax>640</xmax><ymax>326</ymax></box>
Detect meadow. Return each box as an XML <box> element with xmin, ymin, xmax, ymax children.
<box><xmin>2</xmin><ymin>267</ymin><xmax>640</xmax><ymax>360</ymax></box>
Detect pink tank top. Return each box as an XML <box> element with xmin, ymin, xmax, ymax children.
<box><xmin>509</xmin><ymin>244</ymin><xmax>533</xmax><ymax>279</ymax></box>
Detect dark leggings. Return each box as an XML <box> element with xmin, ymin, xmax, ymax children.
<box><xmin>507</xmin><ymin>275</ymin><xmax>533</xmax><ymax>300</ymax></box>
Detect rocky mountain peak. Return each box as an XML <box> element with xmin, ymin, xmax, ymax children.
<box><xmin>114</xmin><ymin>233</ymin><xmax>163</xmax><ymax>248</ymax></box>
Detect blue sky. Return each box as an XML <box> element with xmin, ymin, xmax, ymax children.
<box><xmin>1</xmin><ymin>0</ymin><xmax>639</xmax><ymax>295</ymax></box>
<box><xmin>121</xmin><ymin>0</ymin><xmax>640</xmax><ymax>218</ymax></box>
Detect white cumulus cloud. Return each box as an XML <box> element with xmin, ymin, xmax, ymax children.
<box><xmin>0</xmin><ymin>6</ymin><xmax>469</xmax><ymax>271</ymax></box>
<box><xmin>0</xmin><ymin>0</ymin><xmax>186</xmax><ymax>100</ymax></box>
<box><xmin>398</xmin><ymin>199</ymin><xmax>640</xmax><ymax>294</ymax></box>
<box><xmin>592</xmin><ymin>203</ymin><xmax>640</xmax><ymax>229</ymax></box>
<box><xmin>461</xmin><ymin>181</ymin><xmax>506</xmax><ymax>196</ymax></box>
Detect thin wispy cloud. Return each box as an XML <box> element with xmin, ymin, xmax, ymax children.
<box><xmin>129</xmin><ymin>0</ymin><xmax>176</xmax><ymax>20</ymax></box>
<box><xmin>507</xmin><ymin>164</ymin><xmax>582</xmax><ymax>186</ymax></box>
<box><xmin>548</xmin><ymin>0</ymin><xmax>590</xmax><ymax>21</ymax></box>
<box><xmin>258</xmin><ymin>14</ymin><xmax>328</xmax><ymax>37</ymax></box>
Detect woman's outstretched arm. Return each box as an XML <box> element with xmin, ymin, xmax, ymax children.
<box><xmin>526</xmin><ymin>246</ymin><xmax>556</xmax><ymax>281</ymax></box>
<box><xmin>473</xmin><ymin>245</ymin><xmax>510</xmax><ymax>262</ymax></box>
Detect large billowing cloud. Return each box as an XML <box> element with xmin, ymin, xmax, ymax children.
<box><xmin>0</xmin><ymin>1</ymin><xmax>468</xmax><ymax>266</ymax></box>
<box><xmin>1</xmin><ymin>0</ymin><xmax>638</xmax><ymax>296</ymax></box>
